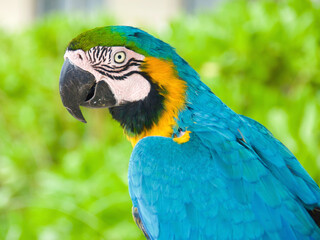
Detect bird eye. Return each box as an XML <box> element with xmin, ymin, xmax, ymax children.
<box><xmin>114</xmin><ymin>51</ymin><xmax>126</xmax><ymax>64</ymax></box>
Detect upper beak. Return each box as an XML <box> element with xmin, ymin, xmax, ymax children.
<box><xmin>59</xmin><ymin>58</ymin><xmax>116</xmax><ymax>123</ymax></box>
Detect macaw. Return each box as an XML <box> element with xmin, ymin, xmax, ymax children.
<box><xmin>59</xmin><ymin>26</ymin><xmax>320</xmax><ymax>239</ymax></box>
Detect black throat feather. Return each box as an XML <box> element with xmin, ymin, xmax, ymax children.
<box><xmin>108</xmin><ymin>72</ymin><xmax>164</xmax><ymax>136</ymax></box>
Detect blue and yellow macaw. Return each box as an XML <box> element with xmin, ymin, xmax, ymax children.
<box><xmin>59</xmin><ymin>26</ymin><xmax>320</xmax><ymax>239</ymax></box>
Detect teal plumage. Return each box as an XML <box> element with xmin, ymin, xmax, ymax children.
<box><xmin>60</xmin><ymin>26</ymin><xmax>320</xmax><ymax>239</ymax></box>
<box><xmin>129</xmin><ymin>90</ymin><xmax>320</xmax><ymax>239</ymax></box>
<box><xmin>129</xmin><ymin>86</ymin><xmax>320</xmax><ymax>239</ymax></box>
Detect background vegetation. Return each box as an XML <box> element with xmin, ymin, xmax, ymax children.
<box><xmin>0</xmin><ymin>0</ymin><xmax>319</xmax><ymax>239</ymax></box>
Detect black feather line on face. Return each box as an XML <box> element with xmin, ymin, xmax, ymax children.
<box><xmin>95</xmin><ymin>59</ymin><xmax>142</xmax><ymax>73</ymax></box>
<box><xmin>109</xmin><ymin>72</ymin><xmax>164</xmax><ymax>135</ymax></box>
<box><xmin>95</xmin><ymin>70</ymin><xmax>145</xmax><ymax>81</ymax></box>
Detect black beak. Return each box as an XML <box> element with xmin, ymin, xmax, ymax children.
<box><xmin>59</xmin><ymin>58</ymin><xmax>116</xmax><ymax>123</ymax></box>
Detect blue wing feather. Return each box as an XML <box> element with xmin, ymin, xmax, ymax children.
<box><xmin>128</xmin><ymin>89</ymin><xmax>320</xmax><ymax>239</ymax></box>
<box><xmin>239</xmin><ymin>115</ymin><xmax>320</xmax><ymax>207</ymax></box>
<box><xmin>129</xmin><ymin>134</ymin><xmax>320</xmax><ymax>239</ymax></box>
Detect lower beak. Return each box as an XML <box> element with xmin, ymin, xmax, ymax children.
<box><xmin>59</xmin><ymin>58</ymin><xmax>116</xmax><ymax>123</ymax></box>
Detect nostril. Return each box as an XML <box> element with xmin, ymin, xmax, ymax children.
<box><xmin>78</xmin><ymin>54</ymin><xmax>83</xmax><ymax>60</ymax></box>
<box><xmin>85</xmin><ymin>83</ymin><xmax>96</xmax><ymax>101</ymax></box>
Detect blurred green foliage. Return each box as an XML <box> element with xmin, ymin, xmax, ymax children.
<box><xmin>0</xmin><ymin>0</ymin><xmax>319</xmax><ymax>239</ymax></box>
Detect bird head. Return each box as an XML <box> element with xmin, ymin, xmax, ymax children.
<box><xmin>60</xmin><ymin>26</ymin><xmax>199</xmax><ymax>145</ymax></box>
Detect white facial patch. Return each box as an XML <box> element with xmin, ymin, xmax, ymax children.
<box><xmin>103</xmin><ymin>73</ymin><xmax>151</xmax><ymax>103</ymax></box>
<box><xmin>64</xmin><ymin>46</ymin><xmax>151</xmax><ymax>105</ymax></box>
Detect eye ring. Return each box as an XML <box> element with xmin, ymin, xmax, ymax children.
<box><xmin>114</xmin><ymin>51</ymin><xmax>126</xmax><ymax>64</ymax></box>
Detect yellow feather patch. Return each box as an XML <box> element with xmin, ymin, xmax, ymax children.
<box><xmin>127</xmin><ymin>57</ymin><xmax>187</xmax><ymax>146</ymax></box>
<box><xmin>173</xmin><ymin>130</ymin><xmax>191</xmax><ymax>144</ymax></box>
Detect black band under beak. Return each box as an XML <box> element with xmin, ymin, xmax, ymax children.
<box><xmin>59</xmin><ymin>58</ymin><xmax>116</xmax><ymax>123</ymax></box>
